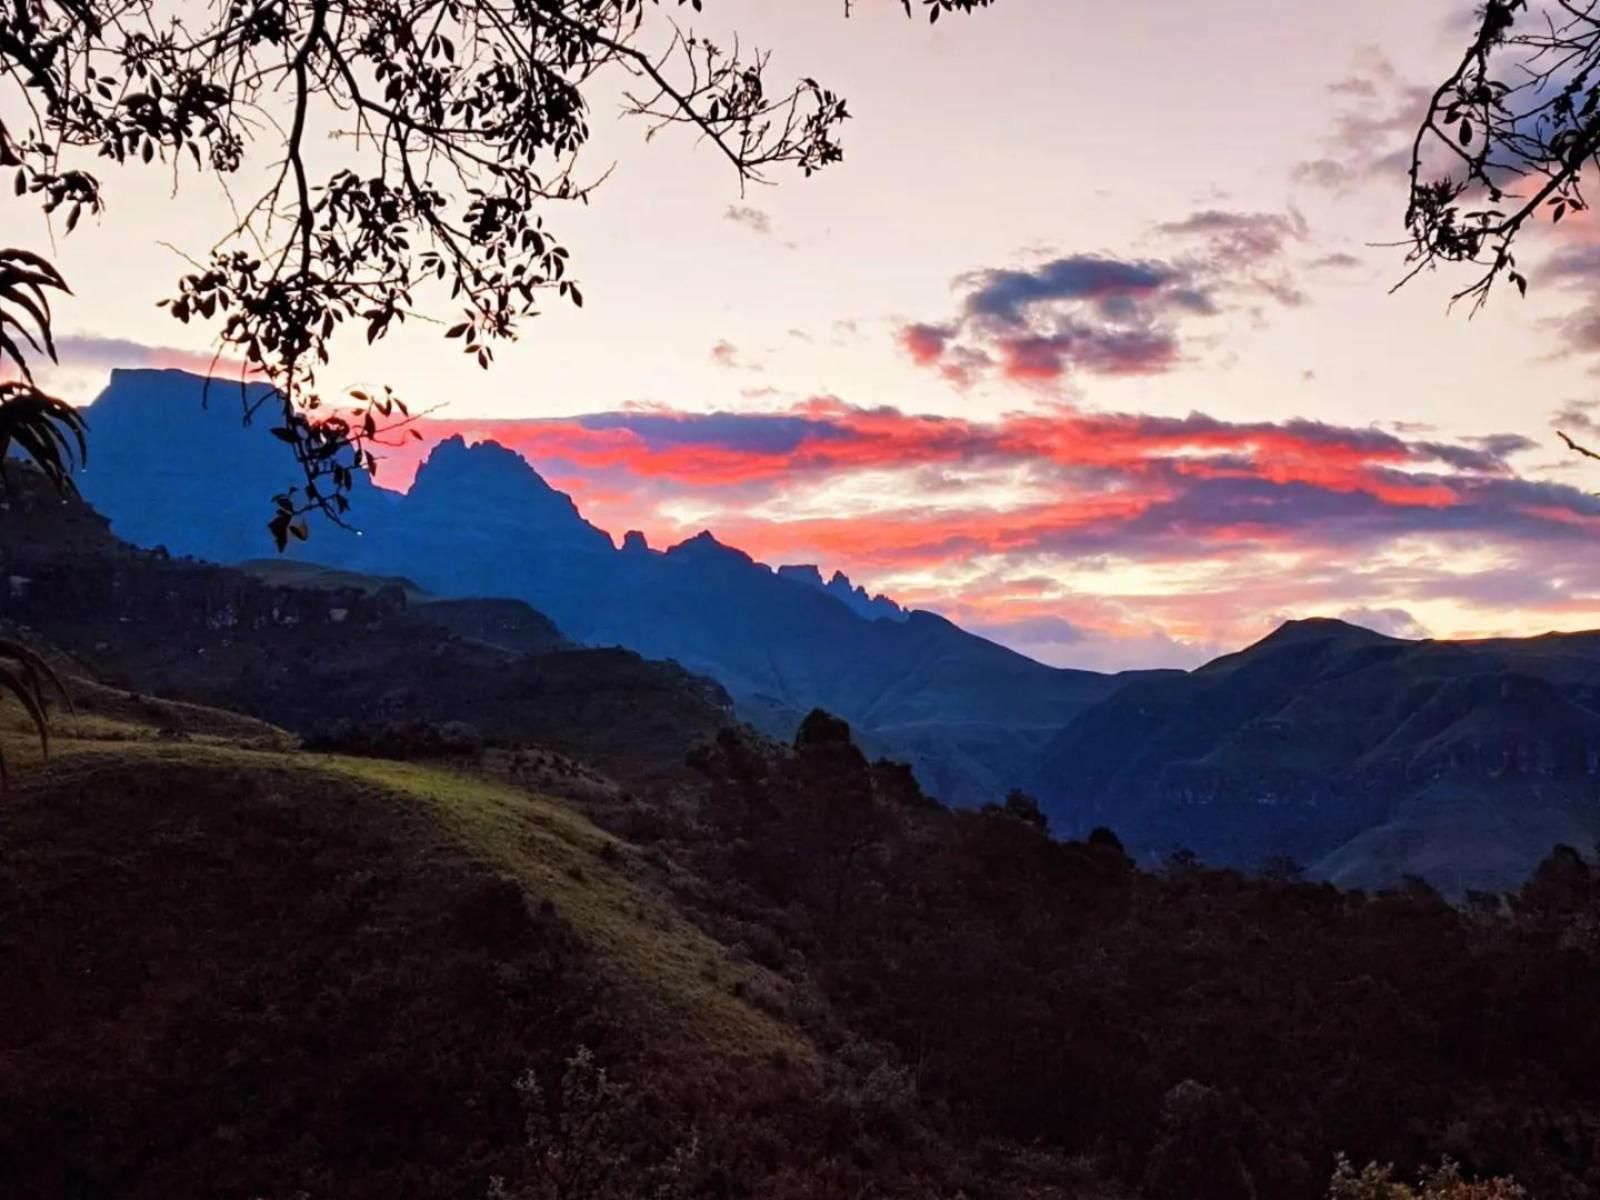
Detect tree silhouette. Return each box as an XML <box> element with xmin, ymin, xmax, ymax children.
<box><xmin>1403</xmin><ymin>1</ymin><xmax>1599</xmax><ymax>312</ymax></box>
<box><xmin>1</xmin><ymin>0</ymin><xmax>992</xmax><ymax>547</ymax></box>
<box><xmin>0</xmin><ymin>245</ymin><xmax>80</xmax><ymax>774</ymax></box>
<box><xmin>0</xmin><ymin>250</ymin><xmax>86</xmax><ymax>493</ymax></box>
<box><xmin>1403</xmin><ymin>1</ymin><xmax>1600</xmax><ymax>459</ymax></box>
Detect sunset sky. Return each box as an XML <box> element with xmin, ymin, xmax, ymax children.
<box><xmin>28</xmin><ymin>0</ymin><xmax>1600</xmax><ymax>669</ymax></box>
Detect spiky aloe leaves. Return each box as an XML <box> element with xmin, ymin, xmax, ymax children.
<box><xmin>0</xmin><ymin>637</ymin><xmax>72</xmax><ymax>785</ymax></box>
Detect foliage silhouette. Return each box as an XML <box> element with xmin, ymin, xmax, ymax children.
<box><xmin>1406</xmin><ymin>2</ymin><xmax>1600</xmax><ymax>458</ymax></box>
<box><xmin>0</xmin><ymin>249</ymin><xmax>87</xmax><ymax>494</ymax></box>
<box><xmin>1</xmin><ymin>0</ymin><xmax>991</xmax><ymax>547</ymax></box>
<box><xmin>1328</xmin><ymin>1156</ymin><xmax>1525</xmax><ymax>1200</ymax></box>
<box><xmin>0</xmin><ymin>636</ymin><xmax>70</xmax><ymax>785</ymax></box>
<box><xmin>683</xmin><ymin>717</ymin><xmax>1600</xmax><ymax>1199</ymax></box>
<box><xmin>1402</xmin><ymin>1</ymin><xmax>1594</xmax><ymax>311</ymax></box>
<box><xmin>0</xmin><ymin>245</ymin><xmax>79</xmax><ymax>774</ymax></box>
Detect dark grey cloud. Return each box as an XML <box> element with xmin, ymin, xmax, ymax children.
<box><xmin>1339</xmin><ymin>606</ymin><xmax>1430</xmax><ymax>639</ymax></box>
<box><xmin>724</xmin><ymin>205</ymin><xmax>772</xmax><ymax>235</ymax></box>
<box><xmin>968</xmin><ymin>614</ymin><xmax>1088</xmax><ymax>646</ymax></box>
<box><xmin>1529</xmin><ymin>244</ymin><xmax>1600</xmax><ymax>364</ymax></box>
<box><xmin>960</xmin><ymin>257</ymin><xmax>1185</xmax><ymax>325</ymax></box>
<box><xmin>903</xmin><ymin>211</ymin><xmax>1307</xmax><ymax>386</ymax></box>
<box><xmin>1154</xmin><ymin>210</ymin><xmax>1307</xmax><ymax>259</ymax></box>
<box><xmin>1416</xmin><ymin>434</ymin><xmax>1534</xmax><ymax>473</ymax></box>
<box><xmin>50</xmin><ymin>333</ymin><xmax>246</xmax><ymax>377</ymax></box>
<box><xmin>1553</xmin><ymin>398</ymin><xmax>1600</xmax><ymax>439</ymax></box>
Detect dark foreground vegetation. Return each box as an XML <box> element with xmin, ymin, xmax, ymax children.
<box><xmin>659</xmin><ymin>713</ymin><xmax>1600</xmax><ymax>1200</ymax></box>
<box><xmin>1</xmin><ymin>755</ymin><xmax>625</xmax><ymax>1198</ymax></box>
<box><xmin>3</xmin><ymin>700</ymin><xmax>1586</xmax><ymax>1199</ymax></box>
<box><xmin>0</xmin><ymin>732</ymin><xmax>1107</xmax><ymax>1199</ymax></box>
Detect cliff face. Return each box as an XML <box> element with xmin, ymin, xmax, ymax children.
<box><xmin>4</xmin><ymin>553</ymin><xmax>407</xmax><ymax>637</ymax></box>
<box><xmin>0</xmin><ymin>470</ymin><xmax>411</xmax><ymax>641</ymax></box>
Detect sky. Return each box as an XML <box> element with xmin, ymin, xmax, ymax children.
<box><xmin>22</xmin><ymin>0</ymin><xmax>1600</xmax><ymax>670</ymax></box>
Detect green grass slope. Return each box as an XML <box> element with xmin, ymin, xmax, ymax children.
<box><xmin>0</xmin><ymin>692</ymin><xmax>809</xmax><ymax>1199</ymax></box>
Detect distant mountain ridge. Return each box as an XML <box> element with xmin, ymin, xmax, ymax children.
<box><xmin>1031</xmin><ymin>616</ymin><xmax>1600</xmax><ymax>893</ymax></box>
<box><xmin>76</xmin><ymin>369</ymin><xmax>1133</xmax><ymax>803</ymax></box>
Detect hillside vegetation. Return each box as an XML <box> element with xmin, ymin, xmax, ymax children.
<box><xmin>8</xmin><ymin>645</ymin><xmax>1600</xmax><ymax>1197</ymax></box>
<box><xmin>0</xmin><ymin>470</ymin><xmax>731</xmax><ymax>789</ymax></box>
<box><xmin>0</xmin><ymin>694</ymin><xmax>1026</xmax><ymax>1199</ymax></box>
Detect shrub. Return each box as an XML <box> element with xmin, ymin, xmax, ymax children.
<box><xmin>1328</xmin><ymin>1156</ymin><xmax>1525</xmax><ymax>1200</ymax></box>
<box><xmin>305</xmin><ymin>717</ymin><xmax>485</xmax><ymax>760</ymax></box>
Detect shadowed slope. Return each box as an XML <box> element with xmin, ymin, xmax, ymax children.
<box><xmin>1033</xmin><ymin>619</ymin><xmax>1600</xmax><ymax>890</ymax></box>
<box><xmin>0</xmin><ymin>679</ymin><xmax>808</xmax><ymax>1197</ymax></box>
<box><xmin>0</xmin><ymin>466</ymin><xmax>731</xmax><ymax>788</ymax></box>
<box><xmin>0</xmin><ymin>746</ymin><xmax>625</xmax><ymax>1199</ymax></box>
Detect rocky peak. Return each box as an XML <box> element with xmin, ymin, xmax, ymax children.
<box><xmin>411</xmin><ymin>436</ymin><xmax>553</xmax><ymax>496</ymax></box>
<box><xmin>775</xmin><ymin>561</ymin><xmax>906</xmax><ymax>622</ymax></box>
<box><xmin>665</xmin><ymin>530</ymin><xmax>755</xmax><ymax>566</ymax></box>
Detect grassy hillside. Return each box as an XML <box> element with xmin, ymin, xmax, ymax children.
<box><xmin>0</xmin><ymin>687</ymin><xmax>799</xmax><ymax>1199</ymax></box>
<box><xmin>2</xmin><ymin>689</ymin><xmax>805</xmax><ymax>1054</ymax></box>
<box><xmin>3</xmin><ymin>678</ymin><xmax>1123</xmax><ymax>1200</ymax></box>
<box><xmin>237</xmin><ymin>558</ymin><xmax>434</xmax><ymax>601</ymax></box>
<box><xmin>1</xmin><ymin>737</ymin><xmax>634</xmax><ymax>1198</ymax></box>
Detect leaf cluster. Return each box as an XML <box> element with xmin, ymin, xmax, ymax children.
<box><xmin>0</xmin><ymin>249</ymin><xmax>83</xmax><ymax>777</ymax></box>
<box><xmin>1403</xmin><ymin>0</ymin><xmax>1600</xmax><ymax>310</ymax></box>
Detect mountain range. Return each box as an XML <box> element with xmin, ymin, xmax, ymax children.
<box><xmin>65</xmin><ymin>368</ymin><xmax>1600</xmax><ymax>891</ymax></box>
<box><xmin>75</xmin><ymin>369</ymin><xmax>1136</xmax><ymax>803</ymax></box>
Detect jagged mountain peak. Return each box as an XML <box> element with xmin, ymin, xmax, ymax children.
<box><xmin>68</xmin><ymin>366</ymin><xmax>1128</xmax><ymax>807</ymax></box>
<box><xmin>412</xmin><ymin>434</ymin><xmax>556</xmax><ymax>494</ymax></box>
<box><xmin>664</xmin><ymin>529</ymin><xmax>755</xmax><ymax>565</ymax></box>
<box><xmin>778</xmin><ymin>562</ymin><xmax>907</xmax><ymax>623</ymax></box>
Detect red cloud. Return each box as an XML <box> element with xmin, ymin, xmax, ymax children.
<box><xmin>899</xmin><ymin>323</ymin><xmax>950</xmax><ymax>365</ymax></box>
<box><xmin>375</xmin><ymin>401</ymin><xmax>1473</xmax><ymax>519</ymax></box>
<box><xmin>348</xmin><ymin>397</ymin><xmax>1600</xmax><ymax>668</ymax></box>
